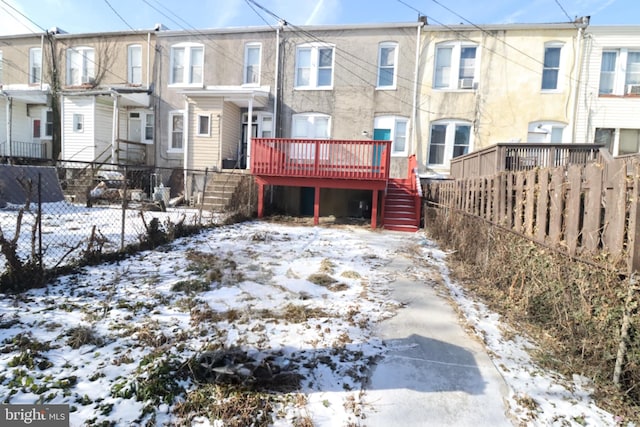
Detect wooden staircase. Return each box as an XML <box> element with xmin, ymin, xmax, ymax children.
<box><xmin>383</xmin><ymin>156</ymin><xmax>421</xmax><ymax>232</ymax></box>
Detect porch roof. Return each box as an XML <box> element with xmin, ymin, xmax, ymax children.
<box><xmin>0</xmin><ymin>86</ymin><xmax>50</xmax><ymax>104</ymax></box>
<box><xmin>60</xmin><ymin>86</ymin><xmax>152</xmax><ymax>108</ymax></box>
<box><xmin>179</xmin><ymin>85</ymin><xmax>271</xmax><ymax>108</ymax></box>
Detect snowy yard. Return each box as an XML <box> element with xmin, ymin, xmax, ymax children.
<box><xmin>0</xmin><ymin>220</ymin><xmax>627</xmax><ymax>426</ymax></box>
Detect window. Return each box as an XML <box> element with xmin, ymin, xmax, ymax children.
<box><xmin>542</xmin><ymin>43</ymin><xmax>563</xmax><ymax>90</ymax></box>
<box><xmin>527</xmin><ymin>121</ymin><xmax>566</xmax><ymax>143</ymax></box>
<box><xmin>295</xmin><ymin>44</ymin><xmax>334</xmax><ymax>89</ymax></box>
<box><xmin>374</xmin><ymin>116</ymin><xmax>410</xmax><ymax>156</ymax></box>
<box><xmin>170</xmin><ymin>44</ymin><xmax>204</xmax><ymax>86</ymax></box>
<box><xmin>29</xmin><ymin>47</ymin><xmax>42</xmax><ymax>84</ymax></box>
<box><xmin>66</xmin><ymin>47</ymin><xmax>95</xmax><ymax>86</ymax></box>
<box><xmin>244</xmin><ymin>43</ymin><xmax>261</xmax><ymax>85</ymax></box>
<box><xmin>0</xmin><ymin>51</ymin><xmax>3</xmax><ymax>84</ymax></box>
<box><xmin>197</xmin><ymin>114</ymin><xmax>210</xmax><ymax>137</ymax></box>
<box><xmin>599</xmin><ymin>51</ymin><xmax>617</xmax><ymax>94</ymax></box>
<box><xmin>45</xmin><ymin>111</ymin><xmax>53</xmax><ymax>137</ymax></box>
<box><xmin>595</xmin><ymin>128</ymin><xmax>615</xmax><ymax>153</ymax></box>
<box><xmin>619</xmin><ymin>129</ymin><xmax>640</xmax><ymax>155</ymax></box>
<box><xmin>169</xmin><ymin>112</ymin><xmax>184</xmax><ymax>150</ymax></box>
<box><xmin>433</xmin><ymin>42</ymin><xmax>477</xmax><ymax>90</ymax></box>
<box><xmin>73</xmin><ymin>114</ymin><xmax>84</xmax><ymax>132</ymax></box>
<box><xmin>427</xmin><ymin>120</ymin><xmax>472</xmax><ymax>166</ymax></box>
<box><xmin>145</xmin><ymin>114</ymin><xmax>154</xmax><ymax>141</ymax></box>
<box><xmin>291</xmin><ymin>113</ymin><xmax>330</xmax><ymax>160</ymax></box>
<box><xmin>128</xmin><ymin>44</ymin><xmax>142</xmax><ymax>85</ymax></box>
<box><xmin>598</xmin><ymin>49</ymin><xmax>640</xmax><ymax>95</ymax></box>
<box><xmin>377</xmin><ymin>42</ymin><xmax>398</xmax><ymax>89</ymax></box>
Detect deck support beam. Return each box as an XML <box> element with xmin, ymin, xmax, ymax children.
<box><xmin>371</xmin><ymin>189</ymin><xmax>379</xmax><ymax>229</ymax></box>
<box><xmin>313</xmin><ymin>186</ymin><xmax>320</xmax><ymax>225</ymax></box>
<box><xmin>257</xmin><ymin>181</ymin><xmax>265</xmax><ymax>218</ymax></box>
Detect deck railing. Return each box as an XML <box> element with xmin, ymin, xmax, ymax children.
<box><xmin>449</xmin><ymin>143</ymin><xmax>603</xmax><ymax>179</ymax></box>
<box><xmin>251</xmin><ymin>138</ymin><xmax>391</xmax><ymax>181</ymax></box>
<box><xmin>0</xmin><ymin>139</ymin><xmax>52</xmax><ymax>160</ymax></box>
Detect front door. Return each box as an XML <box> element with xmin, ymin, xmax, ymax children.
<box><xmin>241</xmin><ymin>123</ymin><xmax>258</xmax><ymax>169</ymax></box>
<box><xmin>129</xmin><ymin>112</ymin><xmax>142</xmax><ymax>142</ymax></box>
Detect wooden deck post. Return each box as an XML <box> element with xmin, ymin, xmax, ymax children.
<box><xmin>257</xmin><ymin>181</ymin><xmax>264</xmax><ymax>218</ymax></box>
<box><xmin>371</xmin><ymin>189</ymin><xmax>379</xmax><ymax>229</ymax></box>
<box><xmin>314</xmin><ymin>186</ymin><xmax>320</xmax><ymax>225</ymax></box>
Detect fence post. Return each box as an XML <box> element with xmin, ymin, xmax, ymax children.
<box><xmin>38</xmin><ymin>172</ymin><xmax>43</xmax><ymax>275</ymax></box>
<box><xmin>120</xmin><ymin>165</ymin><xmax>127</xmax><ymax>251</ymax></box>
<box><xmin>199</xmin><ymin>167</ymin><xmax>208</xmax><ymax>225</ymax></box>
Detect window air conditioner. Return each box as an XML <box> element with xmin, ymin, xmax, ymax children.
<box><xmin>627</xmin><ymin>84</ymin><xmax>640</xmax><ymax>95</ymax></box>
<box><xmin>459</xmin><ymin>78</ymin><xmax>474</xmax><ymax>89</ymax></box>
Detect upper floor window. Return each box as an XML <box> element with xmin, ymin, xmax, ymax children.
<box><xmin>29</xmin><ymin>47</ymin><xmax>42</xmax><ymax>84</ymax></box>
<box><xmin>434</xmin><ymin>42</ymin><xmax>478</xmax><ymax>90</ymax></box>
<box><xmin>428</xmin><ymin>119</ymin><xmax>472</xmax><ymax>166</ymax></box>
<box><xmin>244</xmin><ymin>43</ymin><xmax>261</xmax><ymax>85</ymax></box>
<box><xmin>128</xmin><ymin>44</ymin><xmax>142</xmax><ymax>85</ymax></box>
<box><xmin>599</xmin><ymin>49</ymin><xmax>640</xmax><ymax>95</ymax></box>
<box><xmin>66</xmin><ymin>47</ymin><xmax>95</xmax><ymax>86</ymax></box>
<box><xmin>170</xmin><ymin>44</ymin><xmax>204</xmax><ymax>86</ymax></box>
<box><xmin>377</xmin><ymin>42</ymin><xmax>398</xmax><ymax>89</ymax></box>
<box><xmin>374</xmin><ymin>115</ymin><xmax>409</xmax><ymax>156</ymax></box>
<box><xmin>542</xmin><ymin>43</ymin><xmax>563</xmax><ymax>90</ymax></box>
<box><xmin>527</xmin><ymin>121</ymin><xmax>565</xmax><ymax>143</ymax></box>
<box><xmin>295</xmin><ymin>44</ymin><xmax>334</xmax><ymax>89</ymax></box>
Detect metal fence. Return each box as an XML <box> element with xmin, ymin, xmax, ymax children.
<box><xmin>0</xmin><ymin>161</ymin><xmax>236</xmax><ymax>277</ymax></box>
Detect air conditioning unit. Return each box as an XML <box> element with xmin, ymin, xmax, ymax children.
<box><xmin>459</xmin><ymin>78</ymin><xmax>474</xmax><ymax>89</ymax></box>
<box><xmin>627</xmin><ymin>84</ymin><xmax>640</xmax><ymax>95</ymax></box>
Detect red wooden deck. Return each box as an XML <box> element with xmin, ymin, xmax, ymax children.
<box><xmin>251</xmin><ymin>138</ymin><xmax>392</xmax><ymax>228</ymax></box>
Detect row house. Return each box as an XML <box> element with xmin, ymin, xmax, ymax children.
<box><xmin>575</xmin><ymin>25</ymin><xmax>640</xmax><ymax>157</ymax></box>
<box><xmin>0</xmin><ymin>29</ymin><xmax>156</xmax><ymax>166</ymax></box>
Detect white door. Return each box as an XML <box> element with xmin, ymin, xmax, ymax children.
<box><xmin>128</xmin><ymin>112</ymin><xmax>142</xmax><ymax>142</ymax></box>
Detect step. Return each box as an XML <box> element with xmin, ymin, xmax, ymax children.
<box><xmin>385</xmin><ymin>216</ymin><xmax>419</xmax><ymax>225</ymax></box>
<box><xmin>383</xmin><ymin>224</ymin><xmax>419</xmax><ymax>232</ymax></box>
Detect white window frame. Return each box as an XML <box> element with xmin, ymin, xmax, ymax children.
<box><xmin>29</xmin><ymin>47</ymin><xmax>42</xmax><ymax>85</ymax></box>
<box><xmin>128</xmin><ymin>44</ymin><xmax>142</xmax><ymax>85</ymax></box>
<box><xmin>144</xmin><ymin>113</ymin><xmax>154</xmax><ymax>143</ymax></box>
<box><xmin>433</xmin><ymin>42</ymin><xmax>478</xmax><ymax>90</ymax></box>
<box><xmin>527</xmin><ymin>121</ymin><xmax>566</xmax><ymax>143</ymax></box>
<box><xmin>170</xmin><ymin>43</ymin><xmax>204</xmax><ymax>87</ymax></box>
<box><xmin>66</xmin><ymin>46</ymin><xmax>95</xmax><ymax>86</ymax></box>
<box><xmin>541</xmin><ymin>42</ymin><xmax>564</xmax><ymax>92</ymax></box>
<box><xmin>294</xmin><ymin>43</ymin><xmax>335</xmax><ymax>90</ymax></box>
<box><xmin>168</xmin><ymin>110</ymin><xmax>185</xmax><ymax>152</ymax></box>
<box><xmin>377</xmin><ymin>42</ymin><xmax>398</xmax><ymax>90</ymax></box>
<box><xmin>43</xmin><ymin>110</ymin><xmax>53</xmax><ymax>139</ymax></box>
<box><xmin>290</xmin><ymin>113</ymin><xmax>331</xmax><ymax>160</ymax></box>
<box><xmin>197</xmin><ymin>114</ymin><xmax>211</xmax><ymax>137</ymax></box>
<box><xmin>243</xmin><ymin>42</ymin><xmax>261</xmax><ymax>86</ymax></box>
<box><xmin>73</xmin><ymin>114</ymin><xmax>84</xmax><ymax>133</ymax></box>
<box><xmin>600</xmin><ymin>48</ymin><xmax>640</xmax><ymax>96</ymax></box>
<box><xmin>427</xmin><ymin>119</ymin><xmax>473</xmax><ymax>167</ymax></box>
<box><xmin>374</xmin><ymin>115</ymin><xmax>410</xmax><ymax>157</ymax></box>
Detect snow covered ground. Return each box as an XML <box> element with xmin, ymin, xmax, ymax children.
<box><xmin>0</xmin><ymin>220</ymin><xmax>631</xmax><ymax>426</ymax></box>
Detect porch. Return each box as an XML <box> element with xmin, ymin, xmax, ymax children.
<box><xmin>449</xmin><ymin>143</ymin><xmax>603</xmax><ymax>179</ymax></box>
<box><xmin>251</xmin><ymin>138</ymin><xmax>392</xmax><ymax>228</ymax></box>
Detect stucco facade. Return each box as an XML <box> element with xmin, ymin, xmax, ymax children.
<box><xmin>418</xmin><ymin>21</ymin><xmax>588</xmax><ymax>175</ymax></box>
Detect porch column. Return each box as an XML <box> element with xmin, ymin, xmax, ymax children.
<box><xmin>246</xmin><ymin>97</ymin><xmax>253</xmax><ymax>169</ymax></box>
<box><xmin>314</xmin><ymin>186</ymin><xmax>320</xmax><ymax>225</ymax></box>
<box><xmin>257</xmin><ymin>181</ymin><xmax>264</xmax><ymax>218</ymax></box>
<box><xmin>5</xmin><ymin>96</ymin><xmax>11</xmax><ymax>157</ymax></box>
<box><xmin>111</xmin><ymin>94</ymin><xmax>119</xmax><ymax>164</ymax></box>
<box><xmin>371</xmin><ymin>189</ymin><xmax>379</xmax><ymax>229</ymax></box>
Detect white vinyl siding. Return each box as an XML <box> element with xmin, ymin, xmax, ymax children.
<box><xmin>62</xmin><ymin>97</ymin><xmax>96</xmax><ymax>162</ymax></box>
<box><xmin>221</xmin><ymin>103</ymin><xmax>241</xmax><ymax>163</ymax></box>
<box><xmin>189</xmin><ymin>100</ymin><xmax>222</xmax><ymax>169</ymax></box>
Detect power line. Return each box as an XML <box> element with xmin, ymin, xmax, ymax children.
<box><xmin>0</xmin><ymin>0</ymin><xmax>45</xmax><ymax>33</ymax></box>
<box><xmin>103</xmin><ymin>0</ymin><xmax>136</xmax><ymax>31</ymax></box>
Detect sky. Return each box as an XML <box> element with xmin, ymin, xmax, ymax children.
<box><xmin>0</xmin><ymin>0</ymin><xmax>636</xmax><ymax>37</ymax></box>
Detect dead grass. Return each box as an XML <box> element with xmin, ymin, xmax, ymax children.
<box><xmin>65</xmin><ymin>326</ymin><xmax>103</xmax><ymax>349</ymax></box>
<box><xmin>424</xmin><ymin>207</ymin><xmax>640</xmax><ymax>421</ymax></box>
<box><xmin>307</xmin><ymin>273</ymin><xmax>348</xmax><ymax>292</ymax></box>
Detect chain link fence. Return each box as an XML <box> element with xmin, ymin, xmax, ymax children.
<box><xmin>0</xmin><ymin>161</ymin><xmax>254</xmax><ymax>289</ymax></box>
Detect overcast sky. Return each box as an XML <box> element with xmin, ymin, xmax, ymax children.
<box><xmin>0</xmin><ymin>0</ymin><xmax>633</xmax><ymax>36</ymax></box>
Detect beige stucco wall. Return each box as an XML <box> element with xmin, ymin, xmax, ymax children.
<box><xmin>418</xmin><ymin>25</ymin><xmax>582</xmax><ymax>174</ymax></box>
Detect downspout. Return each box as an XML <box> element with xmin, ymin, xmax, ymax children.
<box><xmin>39</xmin><ymin>34</ymin><xmax>44</xmax><ymax>91</ymax></box>
<box><xmin>111</xmin><ymin>92</ymin><xmax>119</xmax><ymax>164</ymax></box>
<box><xmin>183</xmin><ymin>97</ymin><xmax>189</xmax><ymax>201</ymax></box>
<box><xmin>7</xmin><ymin>96</ymin><xmax>12</xmax><ymax>157</ymax></box>
<box><xmin>571</xmin><ymin>18</ymin><xmax>589</xmax><ymax>143</ymax></box>
<box><xmin>146</xmin><ymin>32</ymin><xmax>151</xmax><ymax>88</ymax></box>
<box><xmin>411</xmin><ymin>22</ymin><xmax>423</xmax><ymax>166</ymax></box>
<box><xmin>246</xmin><ymin>96</ymin><xmax>254</xmax><ymax>169</ymax></box>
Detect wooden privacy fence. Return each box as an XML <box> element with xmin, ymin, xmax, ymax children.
<box><xmin>425</xmin><ymin>158</ymin><xmax>640</xmax><ymax>273</ymax></box>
